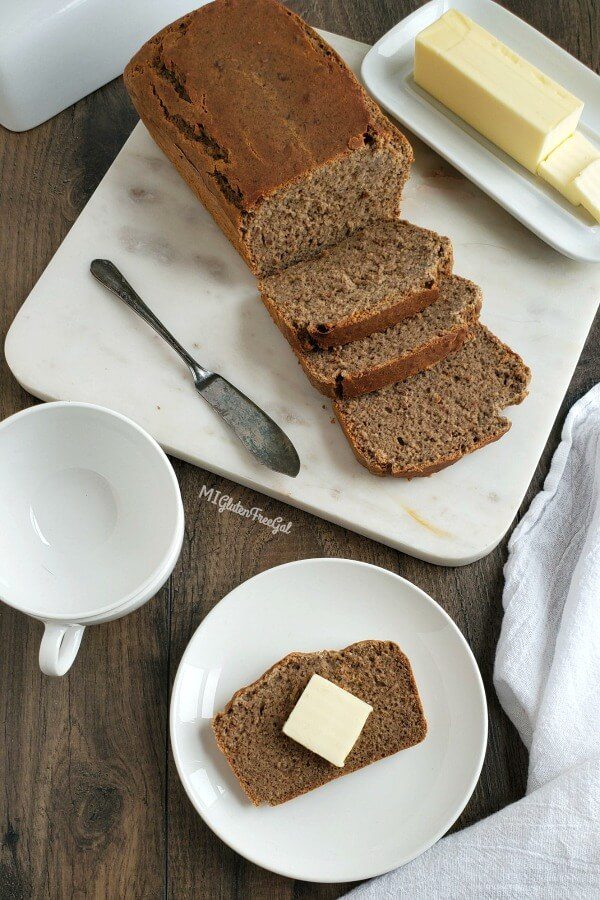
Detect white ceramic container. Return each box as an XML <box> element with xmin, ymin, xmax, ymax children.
<box><xmin>0</xmin><ymin>0</ymin><xmax>203</xmax><ymax>131</ymax></box>
<box><xmin>0</xmin><ymin>402</ymin><xmax>184</xmax><ymax>675</ymax></box>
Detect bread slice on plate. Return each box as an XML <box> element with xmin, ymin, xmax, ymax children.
<box><xmin>334</xmin><ymin>325</ymin><xmax>530</xmax><ymax>478</ymax></box>
<box><xmin>297</xmin><ymin>275</ymin><xmax>482</xmax><ymax>398</ymax></box>
<box><xmin>212</xmin><ymin>640</ymin><xmax>427</xmax><ymax>806</ymax></box>
<box><xmin>259</xmin><ymin>220</ymin><xmax>453</xmax><ymax>350</ymax></box>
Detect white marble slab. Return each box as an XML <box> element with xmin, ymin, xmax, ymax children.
<box><xmin>5</xmin><ymin>33</ymin><xmax>600</xmax><ymax>566</ymax></box>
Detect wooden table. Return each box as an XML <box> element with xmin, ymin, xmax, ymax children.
<box><xmin>0</xmin><ymin>1</ymin><xmax>597</xmax><ymax>896</ymax></box>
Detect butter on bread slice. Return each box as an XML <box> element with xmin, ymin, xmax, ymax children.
<box><xmin>282</xmin><ymin>673</ymin><xmax>372</xmax><ymax>767</ymax></box>
<box><xmin>212</xmin><ymin>640</ymin><xmax>426</xmax><ymax>806</ymax></box>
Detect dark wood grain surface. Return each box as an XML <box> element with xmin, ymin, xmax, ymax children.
<box><xmin>0</xmin><ymin>1</ymin><xmax>598</xmax><ymax>897</ymax></box>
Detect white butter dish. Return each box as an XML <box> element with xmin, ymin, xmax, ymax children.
<box><xmin>362</xmin><ymin>0</ymin><xmax>600</xmax><ymax>262</ymax></box>
<box><xmin>0</xmin><ymin>0</ymin><xmax>201</xmax><ymax>131</ymax></box>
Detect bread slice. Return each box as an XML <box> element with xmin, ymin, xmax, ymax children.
<box><xmin>297</xmin><ymin>275</ymin><xmax>481</xmax><ymax>398</ymax></box>
<box><xmin>334</xmin><ymin>325</ymin><xmax>530</xmax><ymax>477</ymax></box>
<box><xmin>259</xmin><ymin>221</ymin><xmax>453</xmax><ymax>350</ymax></box>
<box><xmin>212</xmin><ymin>640</ymin><xmax>427</xmax><ymax>806</ymax></box>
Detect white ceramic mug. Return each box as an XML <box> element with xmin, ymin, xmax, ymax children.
<box><xmin>0</xmin><ymin>402</ymin><xmax>184</xmax><ymax>675</ymax></box>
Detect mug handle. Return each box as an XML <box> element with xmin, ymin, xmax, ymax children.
<box><xmin>39</xmin><ymin>623</ymin><xmax>85</xmax><ymax>676</ymax></box>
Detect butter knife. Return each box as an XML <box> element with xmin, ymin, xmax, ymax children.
<box><xmin>90</xmin><ymin>259</ymin><xmax>300</xmax><ymax>477</ymax></box>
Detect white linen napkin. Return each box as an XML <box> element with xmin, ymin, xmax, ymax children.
<box><xmin>347</xmin><ymin>384</ymin><xmax>600</xmax><ymax>899</ymax></box>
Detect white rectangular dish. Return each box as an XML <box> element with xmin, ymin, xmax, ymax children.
<box><xmin>361</xmin><ymin>0</ymin><xmax>600</xmax><ymax>262</ymax></box>
<box><xmin>4</xmin><ymin>32</ymin><xmax>600</xmax><ymax>567</ymax></box>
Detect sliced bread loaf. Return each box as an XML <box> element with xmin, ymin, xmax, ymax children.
<box><xmin>259</xmin><ymin>221</ymin><xmax>453</xmax><ymax>350</ymax></box>
<box><xmin>124</xmin><ymin>0</ymin><xmax>413</xmax><ymax>277</ymax></box>
<box><xmin>297</xmin><ymin>275</ymin><xmax>481</xmax><ymax>398</ymax></box>
<box><xmin>334</xmin><ymin>325</ymin><xmax>530</xmax><ymax>477</ymax></box>
<box><xmin>212</xmin><ymin>640</ymin><xmax>427</xmax><ymax>806</ymax></box>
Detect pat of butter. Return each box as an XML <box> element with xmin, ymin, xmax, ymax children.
<box><xmin>414</xmin><ymin>10</ymin><xmax>583</xmax><ymax>173</ymax></box>
<box><xmin>282</xmin><ymin>673</ymin><xmax>372</xmax><ymax>767</ymax></box>
<box><xmin>573</xmin><ymin>159</ymin><xmax>600</xmax><ymax>223</ymax></box>
<box><xmin>537</xmin><ymin>132</ymin><xmax>600</xmax><ymax>205</ymax></box>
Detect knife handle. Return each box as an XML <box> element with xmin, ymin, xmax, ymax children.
<box><xmin>90</xmin><ymin>259</ymin><xmax>210</xmax><ymax>384</ymax></box>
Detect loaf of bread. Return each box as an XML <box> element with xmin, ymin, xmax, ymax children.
<box><xmin>125</xmin><ymin>1</ymin><xmax>529</xmax><ymax>480</ymax></box>
<box><xmin>124</xmin><ymin>0</ymin><xmax>413</xmax><ymax>277</ymax></box>
<box><xmin>212</xmin><ymin>640</ymin><xmax>427</xmax><ymax>806</ymax></box>
<box><xmin>295</xmin><ymin>275</ymin><xmax>481</xmax><ymax>397</ymax></box>
<box><xmin>259</xmin><ymin>220</ymin><xmax>453</xmax><ymax>350</ymax></box>
<box><xmin>334</xmin><ymin>325</ymin><xmax>530</xmax><ymax>477</ymax></box>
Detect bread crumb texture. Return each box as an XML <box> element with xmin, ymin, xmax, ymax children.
<box><xmin>259</xmin><ymin>220</ymin><xmax>453</xmax><ymax>348</ymax></box>
<box><xmin>334</xmin><ymin>325</ymin><xmax>530</xmax><ymax>477</ymax></box>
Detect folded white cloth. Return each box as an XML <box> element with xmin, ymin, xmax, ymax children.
<box><xmin>347</xmin><ymin>384</ymin><xmax>600</xmax><ymax>899</ymax></box>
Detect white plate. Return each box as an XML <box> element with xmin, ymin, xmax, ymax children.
<box><xmin>362</xmin><ymin>0</ymin><xmax>600</xmax><ymax>262</ymax></box>
<box><xmin>170</xmin><ymin>559</ymin><xmax>487</xmax><ymax>882</ymax></box>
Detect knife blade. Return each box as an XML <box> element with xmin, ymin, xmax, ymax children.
<box><xmin>90</xmin><ymin>259</ymin><xmax>300</xmax><ymax>478</ymax></box>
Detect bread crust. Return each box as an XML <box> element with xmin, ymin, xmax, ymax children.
<box><xmin>298</xmin><ymin>302</ymin><xmax>478</xmax><ymax>398</ymax></box>
<box><xmin>335</xmin><ymin>411</ymin><xmax>513</xmax><ymax>477</ymax></box>
<box><xmin>260</xmin><ymin>285</ymin><xmax>441</xmax><ymax>352</ymax></box>
<box><xmin>212</xmin><ymin>640</ymin><xmax>427</xmax><ymax>806</ymax></box>
<box><xmin>303</xmin><ymin>288</ymin><xmax>440</xmax><ymax>350</ymax></box>
<box><xmin>304</xmin><ymin>326</ymin><xmax>467</xmax><ymax>398</ymax></box>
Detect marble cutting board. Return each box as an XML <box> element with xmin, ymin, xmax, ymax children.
<box><xmin>5</xmin><ymin>32</ymin><xmax>600</xmax><ymax>566</ymax></box>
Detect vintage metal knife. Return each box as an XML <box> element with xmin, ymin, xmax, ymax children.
<box><xmin>90</xmin><ymin>259</ymin><xmax>300</xmax><ymax>477</ymax></box>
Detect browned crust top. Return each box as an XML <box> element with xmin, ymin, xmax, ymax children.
<box><xmin>124</xmin><ymin>0</ymin><xmax>402</xmax><ymax>209</ymax></box>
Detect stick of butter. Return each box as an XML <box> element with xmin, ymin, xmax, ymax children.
<box><xmin>282</xmin><ymin>673</ymin><xmax>372</xmax><ymax>767</ymax></box>
<box><xmin>414</xmin><ymin>10</ymin><xmax>583</xmax><ymax>173</ymax></box>
<box><xmin>537</xmin><ymin>132</ymin><xmax>600</xmax><ymax>205</ymax></box>
<box><xmin>573</xmin><ymin>159</ymin><xmax>600</xmax><ymax>223</ymax></box>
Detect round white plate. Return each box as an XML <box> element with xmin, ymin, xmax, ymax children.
<box><xmin>170</xmin><ymin>559</ymin><xmax>487</xmax><ymax>883</ymax></box>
